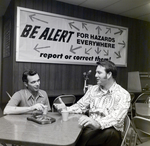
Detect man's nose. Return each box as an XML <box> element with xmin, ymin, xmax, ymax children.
<box><xmin>95</xmin><ymin>73</ymin><xmax>97</xmax><ymax>77</ymax></box>
<box><xmin>35</xmin><ymin>81</ymin><xmax>40</xmax><ymax>86</ymax></box>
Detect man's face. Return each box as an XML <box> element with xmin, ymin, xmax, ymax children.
<box><xmin>26</xmin><ymin>74</ymin><xmax>40</xmax><ymax>92</ymax></box>
<box><xmin>95</xmin><ymin>65</ymin><xmax>108</xmax><ymax>86</ymax></box>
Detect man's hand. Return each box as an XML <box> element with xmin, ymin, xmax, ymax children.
<box><xmin>78</xmin><ymin>115</ymin><xmax>100</xmax><ymax>130</ymax></box>
<box><xmin>31</xmin><ymin>103</ymin><xmax>45</xmax><ymax>111</ymax></box>
<box><xmin>53</xmin><ymin>97</ymin><xmax>67</xmax><ymax>113</ymax></box>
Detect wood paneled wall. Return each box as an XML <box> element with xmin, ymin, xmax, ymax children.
<box><xmin>1</xmin><ymin>0</ymin><xmax>150</xmax><ymax>106</ymax></box>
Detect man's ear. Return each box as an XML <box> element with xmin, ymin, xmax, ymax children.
<box><xmin>24</xmin><ymin>82</ymin><xmax>28</xmax><ymax>87</ymax></box>
<box><xmin>107</xmin><ymin>72</ymin><xmax>112</xmax><ymax>79</ymax></box>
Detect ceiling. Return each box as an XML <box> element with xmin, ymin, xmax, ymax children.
<box><xmin>1</xmin><ymin>0</ymin><xmax>150</xmax><ymax>22</ymax></box>
<box><xmin>57</xmin><ymin>0</ymin><xmax>150</xmax><ymax>22</ymax></box>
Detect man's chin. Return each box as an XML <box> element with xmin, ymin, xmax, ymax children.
<box><xmin>97</xmin><ymin>81</ymin><xmax>101</xmax><ymax>85</ymax></box>
<box><xmin>34</xmin><ymin>89</ymin><xmax>39</xmax><ymax>92</ymax></box>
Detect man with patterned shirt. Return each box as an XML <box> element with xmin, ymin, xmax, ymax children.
<box><xmin>3</xmin><ymin>70</ymin><xmax>51</xmax><ymax>115</ymax></box>
<box><xmin>54</xmin><ymin>60</ymin><xmax>131</xmax><ymax>146</ymax></box>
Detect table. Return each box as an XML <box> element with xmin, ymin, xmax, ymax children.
<box><xmin>135</xmin><ymin>103</ymin><xmax>150</xmax><ymax>118</ymax></box>
<box><xmin>0</xmin><ymin>112</ymin><xmax>82</xmax><ymax>146</ymax></box>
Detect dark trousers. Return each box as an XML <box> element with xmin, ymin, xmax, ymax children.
<box><xmin>76</xmin><ymin>127</ymin><xmax>122</xmax><ymax>146</ymax></box>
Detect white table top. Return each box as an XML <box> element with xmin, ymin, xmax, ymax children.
<box><xmin>0</xmin><ymin>112</ymin><xmax>82</xmax><ymax>146</ymax></box>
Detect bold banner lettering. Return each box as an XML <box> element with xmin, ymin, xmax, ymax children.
<box><xmin>16</xmin><ymin>7</ymin><xmax>128</xmax><ymax>66</ymax></box>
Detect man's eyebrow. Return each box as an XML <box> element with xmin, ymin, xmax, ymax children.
<box><xmin>31</xmin><ymin>80</ymin><xmax>36</xmax><ymax>83</ymax></box>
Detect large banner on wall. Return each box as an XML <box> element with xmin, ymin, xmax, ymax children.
<box><xmin>16</xmin><ymin>7</ymin><xmax>128</xmax><ymax>66</ymax></box>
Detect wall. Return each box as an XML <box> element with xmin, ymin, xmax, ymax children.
<box><xmin>1</xmin><ymin>1</ymin><xmax>14</xmax><ymax>107</ymax></box>
<box><xmin>1</xmin><ymin>0</ymin><xmax>150</xmax><ymax>107</ymax></box>
<box><xmin>0</xmin><ymin>17</ymin><xmax>2</xmax><ymax>106</ymax></box>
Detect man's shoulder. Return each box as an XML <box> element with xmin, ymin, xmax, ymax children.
<box><xmin>114</xmin><ymin>83</ymin><xmax>130</xmax><ymax>97</ymax></box>
<box><xmin>39</xmin><ymin>89</ymin><xmax>48</xmax><ymax>97</ymax></box>
<box><xmin>39</xmin><ymin>89</ymin><xmax>47</xmax><ymax>93</ymax></box>
<box><xmin>90</xmin><ymin>85</ymin><xmax>98</xmax><ymax>88</ymax></box>
<box><xmin>117</xmin><ymin>84</ymin><xmax>129</xmax><ymax>92</ymax></box>
<box><xmin>88</xmin><ymin>85</ymin><xmax>98</xmax><ymax>90</ymax></box>
<box><xmin>13</xmin><ymin>89</ymin><xmax>26</xmax><ymax>95</ymax></box>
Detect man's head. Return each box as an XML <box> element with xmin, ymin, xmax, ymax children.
<box><xmin>95</xmin><ymin>60</ymin><xmax>117</xmax><ymax>87</ymax></box>
<box><xmin>22</xmin><ymin>70</ymin><xmax>40</xmax><ymax>92</ymax></box>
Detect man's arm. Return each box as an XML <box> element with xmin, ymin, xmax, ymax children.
<box><xmin>3</xmin><ymin>106</ymin><xmax>32</xmax><ymax>115</ymax></box>
<box><xmin>53</xmin><ymin>97</ymin><xmax>67</xmax><ymax>113</ymax></box>
<box><xmin>3</xmin><ymin>103</ymin><xmax>45</xmax><ymax>115</ymax></box>
<box><xmin>55</xmin><ymin>86</ymin><xmax>93</xmax><ymax>114</ymax></box>
<box><xmin>78</xmin><ymin>115</ymin><xmax>101</xmax><ymax>129</ymax></box>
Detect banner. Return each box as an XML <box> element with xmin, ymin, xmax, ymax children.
<box><xmin>16</xmin><ymin>7</ymin><xmax>128</xmax><ymax>66</ymax></box>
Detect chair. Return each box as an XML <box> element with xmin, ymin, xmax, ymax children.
<box><xmin>133</xmin><ymin>116</ymin><xmax>150</xmax><ymax>145</ymax></box>
<box><xmin>121</xmin><ymin>115</ymin><xmax>138</xmax><ymax>146</ymax></box>
<box><xmin>52</xmin><ymin>94</ymin><xmax>76</xmax><ymax>112</ymax></box>
<box><xmin>134</xmin><ymin>92</ymin><xmax>150</xmax><ymax>104</ymax></box>
<box><xmin>121</xmin><ymin>115</ymin><xmax>131</xmax><ymax>146</ymax></box>
<box><xmin>6</xmin><ymin>91</ymin><xmax>12</xmax><ymax>98</ymax></box>
<box><xmin>128</xmin><ymin>93</ymin><xmax>135</xmax><ymax>120</ymax></box>
<box><xmin>132</xmin><ymin>92</ymin><xmax>150</xmax><ymax>117</ymax></box>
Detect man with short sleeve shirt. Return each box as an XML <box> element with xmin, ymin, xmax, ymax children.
<box><xmin>3</xmin><ymin>70</ymin><xmax>51</xmax><ymax>115</ymax></box>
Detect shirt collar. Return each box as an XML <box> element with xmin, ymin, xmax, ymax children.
<box><xmin>25</xmin><ymin>89</ymin><xmax>44</xmax><ymax>100</ymax></box>
<box><xmin>99</xmin><ymin>82</ymin><xmax>117</xmax><ymax>94</ymax></box>
<box><xmin>108</xmin><ymin>82</ymin><xmax>117</xmax><ymax>93</ymax></box>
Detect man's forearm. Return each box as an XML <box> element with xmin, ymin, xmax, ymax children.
<box><xmin>3</xmin><ymin>106</ymin><xmax>32</xmax><ymax>115</ymax></box>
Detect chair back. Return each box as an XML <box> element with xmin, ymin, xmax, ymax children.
<box><xmin>132</xmin><ymin>93</ymin><xmax>150</xmax><ymax>118</ymax></box>
<box><xmin>133</xmin><ymin>116</ymin><xmax>150</xmax><ymax>143</ymax></box>
<box><xmin>133</xmin><ymin>116</ymin><xmax>150</xmax><ymax>136</ymax></box>
<box><xmin>6</xmin><ymin>91</ymin><xmax>12</xmax><ymax>98</ymax></box>
<box><xmin>135</xmin><ymin>92</ymin><xmax>150</xmax><ymax>104</ymax></box>
<box><xmin>121</xmin><ymin>115</ymin><xmax>131</xmax><ymax>146</ymax></box>
<box><xmin>52</xmin><ymin>95</ymin><xmax>76</xmax><ymax>112</ymax></box>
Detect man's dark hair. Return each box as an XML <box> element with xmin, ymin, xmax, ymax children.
<box><xmin>96</xmin><ymin>60</ymin><xmax>117</xmax><ymax>79</ymax></box>
<box><xmin>22</xmin><ymin>70</ymin><xmax>37</xmax><ymax>83</ymax></box>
